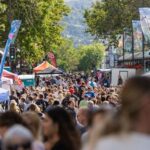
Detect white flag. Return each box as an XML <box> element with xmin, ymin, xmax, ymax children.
<box><xmin>139</xmin><ymin>8</ymin><xmax>150</xmax><ymax>43</ymax></box>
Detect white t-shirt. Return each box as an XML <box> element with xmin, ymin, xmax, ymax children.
<box><xmin>94</xmin><ymin>133</ymin><xmax>150</xmax><ymax>150</ymax></box>
<box><xmin>88</xmin><ymin>81</ymin><xmax>97</xmax><ymax>87</ymax></box>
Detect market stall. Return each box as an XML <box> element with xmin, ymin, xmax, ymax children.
<box><xmin>33</xmin><ymin>61</ymin><xmax>56</xmax><ymax>73</ymax></box>
<box><xmin>19</xmin><ymin>74</ymin><xmax>35</xmax><ymax>87</ymax></box>
<box><xmin>37</xmin><ymin>67</ymin><xmax>63</xmax><ymax>75</ymax></box>
<box><xmin>2</xmin><ymin>69</ymin><xmax>22</xmax><ymax>85</ymax></box>
<box><xmin>0</xmin><ymin>88</ymin><xmax>9</xmax><ymax>102</ymax></box>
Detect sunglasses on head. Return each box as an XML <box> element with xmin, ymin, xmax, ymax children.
<box><xmin>6</xmin><ymin>141</ymin><xmax>32</xmax><ymax>150</ymax></box>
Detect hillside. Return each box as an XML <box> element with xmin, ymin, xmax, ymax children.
<box><xmin>63</xmin><ymin>0</ymin><xmax>95</xmax><ymax>46</ymax></box>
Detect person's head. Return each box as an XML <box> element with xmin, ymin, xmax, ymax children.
<box><xmin>77</xmin><ymin>108</ymin><xmax>89</xmax><ymax>127</ymax></box>
<box><xmin>53</xmin><ymin>100</ymin><xmax>60</xmax><ymax>106</ymax></box>
<box><xmin>0</xmin><ymin>112</ymin><xmax>28</xmax><ymax>138</ymax></box>
<box><xmin>32</xmin><ymin>93</ymin><xmax>38</xmax><ymax>100</ymax></box>
<box><xmin>88</xmin><ymin>101</ymin><xmax>94</xmax><ymax>110</ymax></box>
<box><xmin>28</xmin><ymin>97</ymin><xmax>33</xmax><ymax>102</ymax></box>
<box><xmin>39</xmin><ymin>94</ymin><xmax>44</xmax><ymax>99</ymax></box>
<box><xmin>68</xmin><ymin>98</ymin><xmax>76</xmax><ymax>109</ymax></box>
<box><xmin>88</xmin><ymin>106</ymin><xmax>113</xmax><ymax>128</ymax></box>
<box><xmin>9</xmin><ymin>100</ymin><xmax>19</xmax><ymax>113</ymax></box>
<box><xmin>11</xmin><ymin>91</ymin><xmax>15</xmax><ymax>96</ymax></box>
<box><xmin>22</xmin><ymin>112</ymin><xmax>42</xmax><ymax>140</ymax></box>
<box><xmin>88</xmin><ymin>87</ymin><xmax>92</xmax><ymax>92</ymax></box>
<box><xmin>3</xmin><ymin>125</ymin><xmax>33</xmax><ymax>150</ymax></box>
<box><xmin>120</xmin><ymin>76</ymin><xmax>150</xmax><ymax>133</ymax></box>
<box><xmin>20</xmin><ymin>98</ymin><xmax>25</xmax><ymax>103</ymax></box>
<box><xmin>81</xmin><ymin>82</ymin><xmax>85</xmax><ymax>86</ymax></box>
<box><xmin>101</xmin><ymin>95</ymin><xmax>106</xmax><ymax>102</ymax></box>
<box><xmin>48</xmin><ymin>98</ymin><xmax>54</xmax><ymax>105</ymax></box>
<box><xmin>47</xmin><ymin>89</ymin><xmax>51</xmax><ymax>93</ymax></box>
<box><xmin>43</xmin><ymin>107</ymin><xmax>80</xmax><ymax>150</ymax></box>
<box><xmin>28</xmin><ymin>104</ymin><xmax>40</xmax><ymax>113</ymax></box>
<box><xmin>106</xmin><ymin>95</ymin><xmax>112</xmax><ymax>101</ymax></box>
<box><xmin>84</xmin><ymin>95</ymin><xmax>90</xmax><ymax>100</ymax></box>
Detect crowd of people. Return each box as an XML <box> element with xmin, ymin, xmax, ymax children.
<box><xmin>0</xmin><ymin>73</ymin><xmax>150</xmax><ymax>150</ymax></box>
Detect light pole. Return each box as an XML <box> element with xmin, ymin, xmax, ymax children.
<box><xmin>123</xmin><ymin>31</ymin><xmax>125</xmax><ymax>67</ymax></box>
<box><xmin>131</xmin><ymin>25</ymin><xmax>135</xmax><ymax>66</ymax></box>
<box><xmin>142</xmin><ymin>32</ymin><xmax>145</xmax><ymax>73</ymax></box>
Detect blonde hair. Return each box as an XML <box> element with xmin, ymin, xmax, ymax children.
<box><xmin>9</xmin><ymin>100</ymin><xmax>20</xmax><ymax>113</ymax></box>
<box><xmin>28</xmin><ymin>104</ymin><xmax>41</xmax><ymax>113</ymax></box>
<box><xmin>22</xmin><ymin>112</ymin><xmax>42</xmax><ymax>141</ymax></box>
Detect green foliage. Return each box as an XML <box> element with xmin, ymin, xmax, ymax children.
<box><xmin>78</xmin><ymin>43</ymin><xmax>105</xmax><ymax>72</ymax></box>
<box><xmin>0</xmin><ymin>0</ymin><xmax>70</xmax><ymax>64</ymax></box>
<box><xmin>56</xmin><ymin>40</ymin><xmax>105</xmax><ymax>72</ymax></box>
<box><xmin>84</xmin><ymin>0</ymin><xmax>150</xmax><ymax>45</ymax></box>
<box><xmin>56</xmin><ymin>39</ymin><xmax>80</xmax><ymax>71</ymax></box>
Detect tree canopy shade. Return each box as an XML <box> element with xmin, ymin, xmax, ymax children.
<box><xmin>56</xmin><ymin>39</ymin><xmax>105</xmax><ymax>72</ymax></box>
<box><xmin>78</xmin><ymin>43</ymin><xmax>105</xmax><ymax>72</ymax></box>
<box><xmin>84</xmin><ymin>0</ymin><xmax>150</xmax><ymax>45</ymax></box>
<box><xmin>0</xmin><ymin>0</ymin><xmax>70</xmax><ymax>64</ymax></box>
<box><xmin>56</xmin><ymin>39</ymin><xmax>80</xmax><ymax>72</ymax></box>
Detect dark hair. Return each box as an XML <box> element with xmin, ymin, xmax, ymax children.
<box><xmin>39</xmin><ymin>94</ymin><xmax>44</xmax><ymax>99</ymax></box>
<box><xmin>28</xmin><ymin>97</ymin><xmax>33</xmax><ymax>101</ymax></box>
<box><xmin>11</xmin><ymin>91</ymin><xmax>15</xmax><ymax>95</ymax></box>
<box><xmin>21</xmin><ymin>98</ymin><xmax>25</xmax><ymax>102</ymax></box>
<box><xmin>44</xmin><ymin>93</ymin><xmax>48</xmax><ymax>99</ymax></box>
<box><xmin>33</xmin><ymin>93</ymin><xmax>38</xmax><ymax>97</ymax></box>
<box><xmin>16</xmin><ymin>92</ymin><xmax>21</xmax><ymax>98</ymax></box>
<box><xmin>46</xmin><ymin>107</ymin><xmax>81</xmax><ymax>150</ymax></box>
<box><xmin>101</xmin><ymin>96</ymin><xmax>106</xmax><ymax>102</ymax></box>
<box><xmin>67</xmin><ymin>99</ymin><xmax>74</xmax><ymax>106</ymax></box>
<box><xmin>106</xmin><ymin>95</ymin><xmax>111</xmax><ymax>101</ymax></box>
<box><xmin>0</xmin><ymin>111</ymin><xmax>28</xmax><ymax>128</ymax></box>
<box><xmin>53</xmin><ymin>101</ymin><xmax>60</xmax><ymax>106</ymax></box>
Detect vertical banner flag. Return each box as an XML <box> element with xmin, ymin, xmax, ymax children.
<box><xmin>132</xmin><ymin>20</ymin><xmax>143</xmax><ymax>51</ymax></box>
<box><xmin>139</xmin><ymin>8</ymin><xmax>150</xmax><ymax>43</ymax></box>
<box><xmin>0</xmin><ymin>20</ymin><xmax>21</xmax><ymax>81</ymax></box>
<box><xmin>48</xmin><ymin>51</ymin><xmax>57</xmax><ymax>67</ymax></box>
<box><xmin>124</xmin><ymin>31</ymin><xmax>132</xmax><ymax>53</ymax></box>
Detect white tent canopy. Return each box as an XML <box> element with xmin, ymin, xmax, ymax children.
<box><xmin>97</xmin><ymin>69</ymin><xmax>111</xmax><ymax>72</ymax></box>
<box><xmin>2</xmin><ymin>77</ymin><xmax>13</xmax><ymax>85</ymax></box>
<box><xmin>0</xmin><ymin>88</ymin><xmax>9</xmax><ymax>102</ymax></box>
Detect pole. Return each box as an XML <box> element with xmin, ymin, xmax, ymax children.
<box><xmin>0</xmin><ymin>39</ymin><xmax>11</xmax><ymax>83</ymax></box>
<box><xmin>123</xmin><ymin>31</ymin><xmax>125</xmax><ymax>67</ymax></box>
<box><xmin>142</xmin><ymin>32</ymin><xmax>145</xmax><ymax>72</ymax></box>
<box><xmin>0</xmin><ymin>20</ymin><xmax>21</xmax><ymax>86</ymax></box>
<box><xmin>132</xmin><ymin>27</ymin><xmax>135</xmax><ymax>66</ymax></box>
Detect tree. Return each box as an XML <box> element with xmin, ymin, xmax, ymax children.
<box><xmin>78</xmin><ymin>43</ymin><xmax>105</xmax><ymax>72</ymax></box>
<box><xmin>84</xmin><ymin>0</ymin><xmax>150</xmax><ymax>45</ymax></box>
<box><xmin>0</xmin><ymin>0</ymin><xmax>70</xmax><ymax>64</ymax></box>
<box><xmin>56</xmin><ymin>39</ymin><xmax>80</xmax><ymax>72</ymax></box>
<box><xmin>56</xmin><ymin>40</ymin><xmax>105</xmax><ymax>72</ymax></box>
